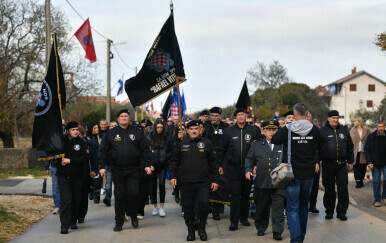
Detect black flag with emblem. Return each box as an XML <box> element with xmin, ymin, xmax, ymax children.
<box><xmin>125</xmin><ymin>10</ymin><xmax>185</xmax><ymax>108</ymax></box>
<box><xmin>32</xmin><ymin>34</ymin><xmax>66</xmax><ymax>161</ymax></box>
<box><xmin>235</xmin><ymin>80</ymin><xmax>251</xmax><ymax>112</ymax></box>
<box><xmin>161</xmin><ymin>91</ymin><xmax>173</xmax><ymax>119</ymax></box>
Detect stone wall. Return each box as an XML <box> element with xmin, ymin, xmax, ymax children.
<box><xmin>0</xmin><ymin>148</ymin><xmax>40</xmax><ymax>169</ymax></box>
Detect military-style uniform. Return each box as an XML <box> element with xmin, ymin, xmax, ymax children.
<box><xmin>170</xmin><ymin>120</ymin><xmax>219</xmax><ymax>241</ymax></box>
<box><xmin>203</xmin><ymin>113</ymin><xmax>229</xmax><ymax>219</ymax></box>
<box><xmin>245</xmin><ymin>138</ymin><xmax>284</xmax><ymax>236</ymax></box>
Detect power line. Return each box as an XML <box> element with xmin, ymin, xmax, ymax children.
<box><xmin>112</xmin><ymin>43</ymin><xmax>136</xmax><ymax>71</ymax></box>
<box><xmin>65</xmin><ymin>0</ymin><xmax>109</xmax><ymax>40</ymax></box>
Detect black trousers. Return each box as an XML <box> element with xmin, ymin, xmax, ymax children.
<box><xmin>322</xmin><ymin>161</ymin><xmax>349</xmax><ymax>215</ymax></box>
<box><xmin>112</xmin><ymin>169</ymin><xmax>140</xmax><ymax>222</ymax></box>
<box><xmin>354</xmin><ymin>153</ymin><xmax>367</xmax><ymax>182</ymax></box>
<box><xmin>58</xmin><ymin>175</ymin><xmax>83</xmax><ymax>227</ymax></box>
<box><xmin>137</xmin><ymin>173</ymin><xmax>150</xmax><ymax>216</ymax></box>
<box><xmin>309</xmin><ymin>171</ymin><xmax>320</xmax><ymax>209</ymax></box>
<box><xmin>254</xmin><ymin>188</ymin><xmax>285</xmax><ymax>234</ymax></box>
<box><xmin>181</xmin><ymin>181</ymin><xmax>211</xmax><ymax>227</ymax></box>
<box><xmin>228</xmin><ymin>165</ymin><xmax>252</xmax><ymax>224</ymax></box>
<box><xmin>78</xmin><ymin>177</ymin><xmax>91</xmax><ymax>220</ymax></box>
<box><xmin>150</xmin><ymin>164</ymin><xmax>168</xmax><ymax>204</ymax></box>
<box><xmin>212</xmin><ymin>202</ymin><xmax>222</xmax><ymax>216</ymax></box>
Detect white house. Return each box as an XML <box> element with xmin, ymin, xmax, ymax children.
<box><xmin>325</xmin><ymin>67</ymin><xmax>386</xmax><ymax>125</ymax></box>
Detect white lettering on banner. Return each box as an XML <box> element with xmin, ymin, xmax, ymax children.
<box><xmin>150</xmin><ymin>68</ymin><xmax>176</xmax><ymax>94</ymax></box>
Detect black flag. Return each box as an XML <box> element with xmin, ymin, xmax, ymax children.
<box><xmin>125</xmin><ymin>11</ymin><xmax>185</xmax><ymax>108</ymax></box>
<box><xmin>161</xmin><ymin>91</ymin><xmax>172</xmax><ymax>119</ymax></box>
<box><xmin>235</xmin><ymin>80</ymin><xmax>251</xmax><ymax>111</ymax></box>
<box><xmin>32</xmin><ymin>34</ymin><xmax>66</xmax><ymax>161</ymax></box>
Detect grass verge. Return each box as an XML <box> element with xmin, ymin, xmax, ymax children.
<box><xmin>0</xmin><ymin>166</ymin><xmax>47</xmax><ymax>179</ymax></box>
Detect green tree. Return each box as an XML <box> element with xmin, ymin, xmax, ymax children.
<box><xmin>247</xmin><ymin>60</ymin><xmax>292</xmax><ymax>89</ymax></box>
<box><xmin>375</xmin><ymin>32</ymin><xmax>386</xmax><ymax>51</ymax></box>
<box><xmin>350</xmin><ymin>95</ymin><xmax>386</xmax><ymax>128</ymax></box>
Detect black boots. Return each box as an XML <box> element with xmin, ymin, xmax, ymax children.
<box><xmin>198</xmin><ymin>222</ymin><xmax>208</xmax><ymax>241</ymax></box>
<box><xmin>187</xmin><ymin>226</ymin><xmax>196</xmax><ymax>241</ymax></box>
<box><xmin>113</xmin><ymin>221</ymin><xmax>123</xmax><ymax>232</ymax></box>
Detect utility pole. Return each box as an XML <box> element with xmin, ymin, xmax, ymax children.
<box><xmin>106</xmin><ymin>39</ymin><xmax>112</xmax><ymax>123</ymax></box>
<box><xmin>45</xmin><ymin>0</ymin><xmax>51</xmax><ymax>70</ymax></box>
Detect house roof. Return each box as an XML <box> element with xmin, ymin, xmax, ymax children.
<box><xmin>325</xmin><ymin>70</ymin><xmax>386</xmax><ymax>86</ymax></box>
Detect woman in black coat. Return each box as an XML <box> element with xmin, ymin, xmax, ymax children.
<box><xmin>148</xmin><ymin>119</ymin><xmax>173</xmax><ymax>217</ymax></box>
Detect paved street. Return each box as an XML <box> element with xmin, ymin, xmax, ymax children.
<box><xmin>2</xmin><ymin>178</ymin><xmax>385</xmax><ymax>243</ymax></box>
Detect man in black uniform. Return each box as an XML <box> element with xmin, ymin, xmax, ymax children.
<box><xmin>58</xmin><ymin>121</ymin><xmax>89</xmax><ymax>234</ymax></box>
<box><xmin>245</xmin><ymin>120</ymin><xmax>284</xmax><ymax>240</ymax></box>
<box><xmin>203</xmin><ymin>107</ymin><xmax>229</xmax><ymax>220</ymax></box>
<box><xmin>220</xmin><ymin>108</ymin><xmax>262</xmax><ymax>231</ymax></box>
<box><xmin>99</xmin><ymin>109</ymin><xmax>152</xmax><ymax>231</ymax></box>
<box><xmin>170</xmin><ymin>120</ymin><xmax>219</xmax><ymax>241</ymax></box>
<box><xmin>199</xmin><ymin>110</ymin><xmax>210</xmax><ymax>123</ymax></box>
<box><xmin>319</xmin><ymin>110</ymin><xmax>354</xmax><ymax>221</ymax></box>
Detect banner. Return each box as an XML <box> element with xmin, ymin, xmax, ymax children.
<box><xmin>125</xmin><ymin>11</ymin><xmax>185</xmax><ymax>107</ymax></box>
<box><xmin>32</xmin><ymin>34</ymin><xmax>66</xmax><ymax>161</ymax></box>
<box><xmin>235</xmin><ymin>80</ymin><xmax>251</xmax><ymax>111</ymax></box>
<box><xmin>161</xmin><ymin>91</ymin><xmax>172</xmax><ymax>119</ymax></box>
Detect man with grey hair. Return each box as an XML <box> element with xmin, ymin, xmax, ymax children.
<box><xmin>271</xmin><ymin>103</ymin><xmax>321</xmax><ymax>243</ymax></box>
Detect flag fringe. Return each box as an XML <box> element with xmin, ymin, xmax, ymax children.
<box><xmin>37</xmin><ymin>153</ymin><xmax>65</xmax><ymax>162</ymax></box>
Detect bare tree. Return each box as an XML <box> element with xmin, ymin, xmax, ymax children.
<box><xmin>247</xmin><ymin>60</ymin><xmax>292</xmax><ymax>89</ymax></box>
<box><xmin>0</xmin><ymin>0</ymin><xmax>101</xmax><ymax>147</ymax></box>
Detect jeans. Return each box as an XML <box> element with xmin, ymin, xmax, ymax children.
<box><xmin>105</xmin><ymin>165</ymin><xmax>113</xmax><ymax>200</ymax></box>
<box><xmin>372</xmin><ymin>165</ymin><xmax>386</xmax><ymax>203</ymax></box>
<box><xmin>150</xmin><ymin>165</ymin><xmax>168</xmax><ymax>204</ymax></box>
<box><xmin>286</xmin><ymin>178</ymin><xmax>314</xmax><ymax>243</ymax></box>
<box><xmin>51</xmin><ymin>166</ymin><xmax>60</xmax><ymax>208</ymax></box>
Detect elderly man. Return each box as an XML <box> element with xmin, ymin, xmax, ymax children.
<box><xmin>271</xmin><ymin>103</ymin><xmax>321</xmax><ymax>243</ymax></box>
<box><xmin>99</xmin><ymin>109</ymin><xmax>152</xmax><ymax>231</ymax></box>
<box><xmin>319</xmin><ymin>110</ymin><xmax>354</xmax><ymax>221</ymax></box>
<box><xmin>245</xmin><ymin>120</ymin><xmax>284</xmax><ymax>240</ymax></box>
<box><xmin>364</xmin><ymin>121</ymin><xmax>386</xmax><ymax>207</ymax></box>
<box><xmin>169</xmin><ymin>120</ymin><xmax>219</xmax><ymax>241</ymax></box>
<box><xmin>220</xmin><ymin>108</ymin><xmax>262</xmax><ymax>231</ymax></box>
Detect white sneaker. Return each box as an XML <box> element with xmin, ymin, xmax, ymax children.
<box><xmin>159</xmin><ymin>207</ymin><xmax>166</xmax><ymax>217</ymax></box>
<box><xmin>52</xmin><ymin>208</ymin><xmax>59</xmax><ymax>215</ymax></box>
<box><xmin>152</xmin><ymin>207</ymin><xmax>158</xmax><ymax>216</ymax></box>
<box><xmin>100</xmin><ymin>189</ymin><xmax>105</xmax><ymax>195</ymax></box>
<box><xmin>124</xmin><ymin>214</ymin><xmax>129</xmax><ymax>222</ymax></box>
<box><xmin>137</xmin><ymin>214</ymin><xmax>144</xmax><ymax>220</ymax></box>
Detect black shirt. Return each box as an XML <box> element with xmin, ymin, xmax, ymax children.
<box><xmin>57</xmin><ymin>136</ymin><xmax>89</xmax><ymax>177</ymax></box>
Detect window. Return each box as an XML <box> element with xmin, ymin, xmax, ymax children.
<box><xmin>368</xmin><ymin>84</ymin><xmax>375</xmax><ymax>92</ymax></box>
<box><xmin>349</xmin><ymin>84</ymin><xmax>356</xmax><ymax>91</ymax></box>
<box><xmin>367</xmin><ymin>100</ymin><xmax>373</xmax><ymax>108</ymax></box>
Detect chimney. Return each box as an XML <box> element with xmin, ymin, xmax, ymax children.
<box><xmin>351</xmin><ymin>67</ymin><xmax>356</xmax><ymax>74</ymax></box>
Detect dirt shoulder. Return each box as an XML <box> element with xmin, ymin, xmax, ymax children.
<box><xmin>0</xmin><ymin>195</ymin><xmax>52</xmax><ymax>243</ymax></box>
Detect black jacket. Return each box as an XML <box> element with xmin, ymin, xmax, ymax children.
<box><xmin>319</xmin><ymin>121</ymin><xmax>354</xmax><ymax>164</ymax></box>
<box><xmin>364</xmin><ymin>130</ymin><xmax>386</xmax><ymax>168</ymax></box>
<box><xmin>148</xmin><ymin>132</ymin><xmax>173</xmax><ymax>168</ymax></box>
<box><xmin>99</xmin><ymin>125</ymin><xmax>152</xmax><ymax>171</ymax></box>
<box><xmin>220</xmin><ymin>123</ymin><xmax>262</xmax><ymax>167</ymax></box>
<box><xmin>203</xmin><ymin>121</ymin><xmax>229</xmax><ymax>150</ymax></box>
<box><xmin>271</xmin><ymin>121</ymin><xmax>320</xmax><ymax>180</ymax></box>
<box><xmin>169</xmin><ymin>136</ymin><xmax>218</xmax><ymax>183</ymax></box>
<box><xmin>57</xmin><ymin>136</ymin><xmax>89</xmax><ymax>177</ymax></box>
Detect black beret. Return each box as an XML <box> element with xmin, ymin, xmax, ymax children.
<box><xmin>328</xmin><ymin>110</ymin><xmax>339</xmax><ymax>117</ymax></box>
<box><xmin>209</xmin><ymin>107</ymin><xmax>222</xmax><ymax>114</ymax></box>
<box><xmin>200</xmin><ymin>110</ymin><xmax>209</xmax><ymax>116</ymax></box>
<box><xmin>283</xmin><ymin>111</ymin><xmax>294</xmax><ymax>117</ymax></box>
<box><xmin>65</xmin><ymin>121</ymin><xmax>78</xmax><ymax>130</ymax></box>
<box><xmin>234</xmin><ymin>108</ymin><xmax>249</xmax><ymax>116</ymax></box>
<box><xmin>116</xmin><ymin>109</ymin><xmax>130</xmax><ymax>118</ymax></box>
<box><xmin>187</xmin><ymin>120</ymin><xmax>201</xmax><ymax>128</ymax></box>
<box><xmin>262</xmin><ymin>120</ymin><xmax>279</xmax><ymax>129</ymax></box>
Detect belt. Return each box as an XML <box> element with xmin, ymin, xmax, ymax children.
<box><xmin>336</xmin><ymin>160</ymin><xmax>346</xmax><ymax>166</ymax></box>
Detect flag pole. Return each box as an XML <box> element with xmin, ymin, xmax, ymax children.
<box><xmin>53</xmin><ymin>33</ymin><xmax>63</xmax><ymax>119</ymax></box>
<box><xmin>176</xmin><ymin>76</ymin><xmax>182</xmax><ymax>130</ymax></box>
<box><xmin>58</xmin><ymin>34</ymin><xmax>75</xmax><ymax>53</ymax></box>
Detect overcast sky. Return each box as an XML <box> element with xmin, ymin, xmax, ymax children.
<box><xmin>54</xmin><ymin>0</ymin><xmax>386</xmax><ymax>113</ymax></box>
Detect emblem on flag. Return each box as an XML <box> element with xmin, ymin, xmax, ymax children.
<box><xmin>35</xmin><ymin>80</ymin><xmax>53</xmax><ymax>116</ymax></box>
<box><xmin>146</xmin><ymin>49</ymin><xmax>174</xmax><ymax>72</ymax></box>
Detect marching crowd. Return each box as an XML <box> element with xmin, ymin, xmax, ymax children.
<box><xmin>45</xmin><ymin>103</ymin><xmax>386</xmax><ymax>243</ymax></box>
